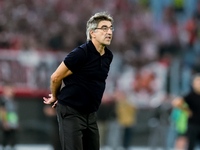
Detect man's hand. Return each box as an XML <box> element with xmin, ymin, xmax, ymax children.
<box><xmin>172</xmin><ymin>98</ymin><xmax>183</xmax><ymax>107</ymax></box>
<box><xmin>43</xmin><ymin>94</ymin><xmax>57</xmax><ymax>108</ymax></box>
<box><xmin>52</xmin><ymin>101</ymin><xmax>58</xmax><ymax>108</ymax></box>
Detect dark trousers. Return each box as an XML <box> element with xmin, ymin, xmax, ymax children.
<box><xmin>123</xmin><ymin>127</ymin><xmax>134</xmax><ymax>148</ymax></box>
<box><xmin>2</xmin><ymin>129</ymin><xmax>16</xmax><ymax>146</ymax></box>
<box><xmin>187</xmin><ymin>124</ymin><xmax>200</xmax><ymax>150</ymax></box>
<box><xmin>56</xmin><ymin>103</ymin><xmax>100</xmax><ymax>150</ymax></box>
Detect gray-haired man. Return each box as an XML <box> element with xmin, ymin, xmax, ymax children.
<box><xmin>43</xmin><ymin>12</ymin><xmax>114</xmax><ymax>150</ymax></box>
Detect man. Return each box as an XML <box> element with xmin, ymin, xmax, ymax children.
<box><xmin>43</xmin><ymin>11</ymin><xmax>114</xmax><ymax>150</ymax></box>
<box><xmin>172</xmin><ymin>74</ymin><xmax>200</xmax><ymax>150</ymax></box>
<box><xmin>0</xmin><ymin>83</ymin><xmax>19</xmax><ymax>150</ymax></box>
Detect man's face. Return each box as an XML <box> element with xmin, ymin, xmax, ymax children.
<box><xmin>193</xmin><ymin>77</ymin><xmax>200</xmax><ymax>92</ymax></box>
<box><xmin>92</xmin><ymin>20</ymin><xmax>113</xmax><ymax>46</ymax></box>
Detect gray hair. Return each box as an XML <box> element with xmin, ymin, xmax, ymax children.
<box><xmin>86</xmin><ymin>11</ymin><xmax>113</xmax><ymax>41</ymax></box>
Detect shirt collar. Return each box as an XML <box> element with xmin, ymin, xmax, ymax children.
<box><xmin>87</xmin><ymin>40</ymin><xmax>109</xmax><ymax>56</ymax></box>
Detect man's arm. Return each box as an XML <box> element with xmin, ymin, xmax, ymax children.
<box><xmin>172</xmin><ymin>97</ymin><xmax>192</xmax><ymax>116</ymax></box>
<box><xmin>43</xmin><ymin>62</ymin><xmax>72</xmax><ymax>106</ymax></box>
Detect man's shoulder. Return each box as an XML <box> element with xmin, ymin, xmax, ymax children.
<box><xmin>77</xmin><ymin>42</ymin><xmax>88</xmax><ymax>54</ymax></box>
<box><xmin>184</xmin><ymin>90</ymin><xmax>199</xmax><ymax>101</ymax></box>
<box><xmin>69</xmin><ymin>43</ymin><xmax>87</xmax><ymax>55</ymax></box>
<box><xmin>79</xmin><ymin>42</ymin><xmax>87</xmax><ymax>49</ymax></box>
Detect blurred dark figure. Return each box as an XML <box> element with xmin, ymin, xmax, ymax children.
<box><xmin>172</xmin><ymin>73</ymin><xmax>200</xmax><ymax>150</ymax></box>
<box><xmin>115</xmin><ymin>90</ymin><xmax>137</xmax><ymax>150</ymax></box>
<box><xmin>185</xmin><ymin>14</ymin><xmax>198</xmax><ymax>47</ymax></box>
<box><xmin>173</xmin><ymin>0</ymin><xmax>185</xmax><ymax>12</ymax></box>
<box><xmin>0</xmin><ymin>26</ymin><xmax>11</xmax><ymax>49</ymax></box>
<box><xmin>43</xmin><ymin>105</ymin><xmax>62</xmax><ymax>150</ymax></box>
<box><xmin>194</xmin><ymin>0</ymin><xmax>200</xmax><ymax>21</ymax></box>
<box><xmin>0</xmin><ymin>83</ymin><xmax>19</xmax><ymax>150</ymax></box>
<box><xmin>166</xmin><ymin>106</ymin><xmax>188</xmax><ymax>150</ymax></box>
<box><xmin>148</xmin><ymin>95</ymin><xmax>172</xmax><ymax>150</ymax></box>
<box><xmin>97</xmin><ymin>93</ymin><xmax>116</xmax><ymax>148</ymax></box>
<box><xmin>48</xmin><ymin>33</ymin><xmax>64</xmax><ymax>51</ymax></box>
<box><xmin>158</xmin><ymin>6</ymin><xmax>181</xmax><ymax>59</ymax></box>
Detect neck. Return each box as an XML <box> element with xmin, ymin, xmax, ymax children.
<box><xmin>91</xmin><ymin>40</ymin><xmax>105</xmax><ymax>56</ymax></box>
<box><xmin>194</xmin><ymin>89</ymin><xmax>200</xmax><ymax>95</ymax></box>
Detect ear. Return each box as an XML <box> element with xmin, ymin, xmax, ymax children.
<box><xmin>90</xmin><ymin>30</ymin><xmax>95</xmax><ymax>39</ymax></box>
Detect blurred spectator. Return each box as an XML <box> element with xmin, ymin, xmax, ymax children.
<box><xmin>17</xmin><ymin>36</ymin><xmax>40</xmax><ymax>88</ymax></box>
<box><xmin>0</xmin><ymin>83</ymin><xmax>19</xmax><ymax>150</ymax></box>
<box><xmin>185</xmin><ymin>14</ymin><xmax>198</xmax><ymax>47</ymax></box>
<box><xmin>115</xmin><ymin>90</ymin><xmax>137</xmax><ymax>150</ymax></box>
<box><xmin>194</xmin><ymin>0</ymin><xmax>200</xmax><ymax>20</ymax></box>
<box><xmin>173</xmin><ymin>0</ymin><xmax>185</xmax><ymax>12</ymax></box>
<box><xmin>166</xmin><ymin>105</ymin><xmax>188</xmax><ymax>150</ymax></box>
<box><xmin>43</xmin><ymin>105</ymin><xmax>61</xmax><ymax>150</ymax></box>
<box><xmin>97</xmin><ymin>93</ymin><xmax>116</xmax><ymax>148</ymax></box>
<box><xmin>172</xmin><ymin>74</ymin><xmax>200</xmax><ymax>150</ymax></box>
<box><xmin>148</xmin><ymin>94</ymin><xmax>172</xmax><ymax>150</ymax></box>
<box><xmin>157</xmin><ymin>6</ymin><xmax>181</xmax><ymax>59</ymax></box>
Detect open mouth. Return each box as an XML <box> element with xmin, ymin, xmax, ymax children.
<box><xmin>105</xmin><ymin>37</ymin><xmax>111</xmax><ymax>40</ymax></box>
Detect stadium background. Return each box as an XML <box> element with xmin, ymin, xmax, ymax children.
<box><xmin>0</xmin><ymin>0</ymin><xmax>200</xmax><ymax>149</ymax></box>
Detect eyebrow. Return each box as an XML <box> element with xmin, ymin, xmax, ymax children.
<box><xmin>100</xmin><ymin>25</ymin><xmax>113</xmax><ymax>28</ymax></box>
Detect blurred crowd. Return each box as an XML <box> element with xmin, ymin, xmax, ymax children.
<box><xmin>0</xmin><ymin>0</ymin><xmax>200</xmax><ymax>79</ymax></box>
<box><xmin>1</xmin><ymin>0</ymin><xmax>200</xmax><ymax>149</ymax></box>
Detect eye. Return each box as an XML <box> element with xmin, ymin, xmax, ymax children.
<box><xmin>102</xmin><ymin>27</ymin><xmax>108</xmax><ymax>31</ymax></box>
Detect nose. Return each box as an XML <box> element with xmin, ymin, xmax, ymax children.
<box><xmin>107</xmin><ymin>28</ymin><xmax>113</xmax><ymax>34</ymax></box>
